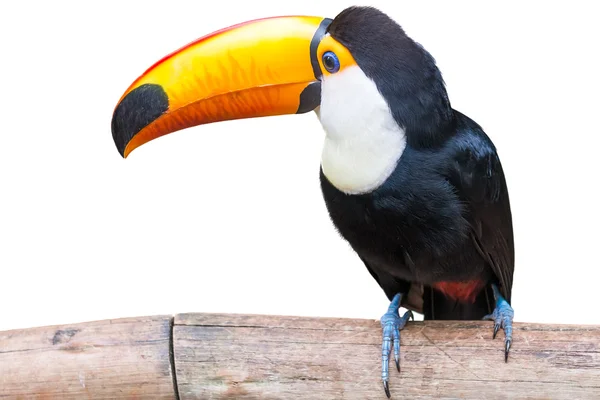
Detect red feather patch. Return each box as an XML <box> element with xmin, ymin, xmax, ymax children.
<box><xmin>433</xmin><ymin>280</ymin><xmax>485</xmax><ymax>303</ymax></box>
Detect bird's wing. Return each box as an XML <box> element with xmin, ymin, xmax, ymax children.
<box><xmin>445</xmin><ymin>116</ymin><xmax>515</xmax><ymax>302</ymax></box>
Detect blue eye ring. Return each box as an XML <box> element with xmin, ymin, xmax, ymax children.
<box><xmin>322</xmin><ymin>51</ymin><xmax>340</xmax><ymax>73</ymax></box>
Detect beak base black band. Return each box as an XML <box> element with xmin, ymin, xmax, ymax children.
<box><xmin>310</xmin><ymin>18</ymin><xmax>333</xmax><ymax>80</ymax></box>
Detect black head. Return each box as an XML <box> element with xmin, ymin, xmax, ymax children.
<box><xmin>328</xmin><ymin>6</ymin><xmax>454</xmax><ymax>148</ymax></box>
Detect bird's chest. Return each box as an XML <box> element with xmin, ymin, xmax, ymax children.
<box><xmin>319</xmin><ymin>164</ymin><xmax>471</xmax><ymax>280</ymax></box>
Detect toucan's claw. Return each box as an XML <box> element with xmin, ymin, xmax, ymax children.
<box><xmin>383</xmin><ymin>381</ymin><xmax>391</xmax><ymax>399</ymax></box>
<box><xmin>493</xmin><ymin>322</ymin><xmax>500</xmax><ymax>339</ymax></box>
<box><xmin>505</xmin><ymin>339</ymin><xmax>512</xmax><ymax>362</ymax></box>
<box><xmin>380</xmin><ymin>293</ymin><xmax>412</xmax><ymax>399</ymax></box>
<box><xmin>483</xmin><ymin>284</ymin><xmax>514</xmax><ymax>362</ymax></box>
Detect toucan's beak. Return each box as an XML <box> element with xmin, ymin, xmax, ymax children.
<box><xmin>111</xmin><ymin>16</ymin><xmax>331</xmax><ymax>158</ymax></box>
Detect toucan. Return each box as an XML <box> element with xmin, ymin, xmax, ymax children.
<box><xmin>111</xmin><ymin>6</ymin><xmax>515</xmax><ymax>398</ymax></box>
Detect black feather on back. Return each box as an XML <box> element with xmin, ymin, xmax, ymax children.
<box><xmin>444</xmin><ymin>111</ymin><xmax>515</xmax><ymax>302</ymax></box>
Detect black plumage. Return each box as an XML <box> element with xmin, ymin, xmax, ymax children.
<box><xmin>320</xmin><ymin>6</ymin><xmax>514</xmax><ymax>320</ymax></box>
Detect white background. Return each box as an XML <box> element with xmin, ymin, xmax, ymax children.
<box><xmin>1</xmin><ymin>1</ymin><xmax>599</xmax><ymax>331</ymax></box>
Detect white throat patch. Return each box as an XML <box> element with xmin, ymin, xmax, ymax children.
<box><xmin>316</xmin><ymin>66</ymin><xmax>407</xmax><ymax>195</ymax></box>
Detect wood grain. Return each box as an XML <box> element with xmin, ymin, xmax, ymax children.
<box><xmin>2</xmin><ymin>313</ymin><xmax>598</xmax><ymax>399</ymax></box>
<box><xmin>0</xmin><ymin>315</ymin><xmax>176</xmax><ymax>399</ymax></box>
<box><xmin>173</xmin><ymin>313</ymin><xmax>600</xmax><ymax>400</ymax></box>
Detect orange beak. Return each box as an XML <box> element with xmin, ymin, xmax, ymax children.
<box><xmin>111</xmin><ymin>16</ymin><xmax>332</xmax><ymax>158</ymax></box>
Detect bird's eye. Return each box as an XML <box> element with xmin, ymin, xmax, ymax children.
<box><xmin>322</xmin><ymin>51</ymin><xmax>340</xmax><ymax>73</ymax></box>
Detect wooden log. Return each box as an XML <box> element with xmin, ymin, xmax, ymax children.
<box><xmin>173</xmin><ymin>313</ymin><xmax>600</xmax><ymax>400</ymax></box>
<box><xmin>0</xmin><ymin>315</ymin><xmax>176</xmax><ymax>399</ymax></box>
<box><xmin>2</xmin><ymin>313</ymin><xmax>599</xmax><ymax>399</ymax></box>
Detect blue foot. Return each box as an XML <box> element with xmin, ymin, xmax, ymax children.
<box><xmin>381</xmin><ymin>293</ymin><xmax>413</xmax><ymax>399</ymax></box>
<box><xmin>483</xmin><ymin>284</ymin><xmax>514</xmax><ymax>362</ymax></box>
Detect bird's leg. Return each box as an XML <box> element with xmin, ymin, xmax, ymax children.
<box><xmin>483</xmin><ymin>283</ymin><xmax>514</xmax><ymax>362</ymax></box>
<box><xmin>380</xmin><ymin>292</ymin><xmax>413</xmax><ymax>399</ymax></box>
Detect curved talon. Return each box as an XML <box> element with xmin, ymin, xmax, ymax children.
<box><xmin>383</xmin><ymin>380</ymin><xmax>391</xmax><ymax>398</ymax></box>
<box><xmin>392</xmin><ymin>320</ymin><xmax>400</xmax><ymax>372</ymax></box>
<box><xmin>487</xmin><ymin>284</ymin><xmax>515</xmax><ymax>362</ymax></box>
<box><xmin>493</xmin><ymin>322</ymin><xmax>500</xmax><ymax>339</ymax></box>
<box><xmin>505</xmin><ymin>339</ymin><xmax>512</xmax><ymax>362</ymax></box>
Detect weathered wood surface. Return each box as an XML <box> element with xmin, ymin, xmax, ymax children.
<box><xmin>1</xmin><ymin>313</ymin><xmax>599</xmax><ymax>399</ymax></box>
<box><xmin>0</xmin><ymin>315</ymin><xmax>176</xmax><ymax>399</ymax></box>
<box><xmin>174</xmin><ymin>313</ymin><xmax>600</xmax><ymax>400</ymax></box>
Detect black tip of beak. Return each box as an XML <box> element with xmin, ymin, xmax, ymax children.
<box><xmin>111</xmin><ymin>83</ymin><xmax>169</xmax><ymax>157</ymax></box>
